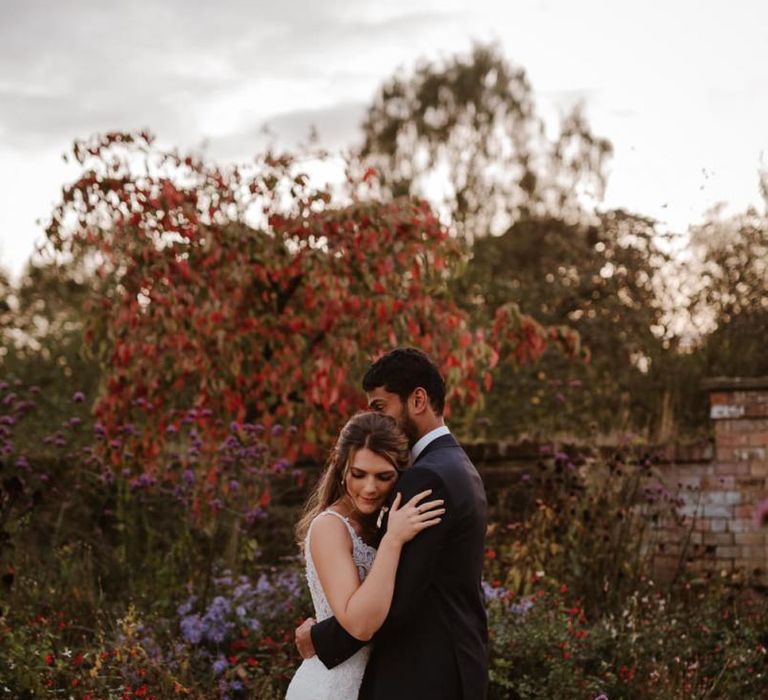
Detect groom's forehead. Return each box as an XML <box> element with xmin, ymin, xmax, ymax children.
<box><xmin>366</xmin><ymin>387</ymin><xmax>398</xmax><ymax>406</ymax></box>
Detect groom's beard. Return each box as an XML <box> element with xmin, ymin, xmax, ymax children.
<box><xmin>401</xmin><ymin>412</ymin><xmax>420</xmax><ymax>448</ymax></box>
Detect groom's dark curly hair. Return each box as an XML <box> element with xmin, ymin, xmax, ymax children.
<box><xmin>362</xmin><ymin>347</ymin><xmax>446</xmax><ymax>415</ymax></box>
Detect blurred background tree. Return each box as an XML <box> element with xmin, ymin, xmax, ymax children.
<box><xmin>452</xmin><ymin>211</ymin><xmax>684</xmax><ymax>438</ymax></box>
<box><xmin>0</xmin><ymin>258</ymin><xmax>100</xmax><ymax>447</ymax></box>
<box><xmin>358</xmin><ymin>42</ymin><xmax>612</xmax><ymax>241</ymax></box>
<box><xmin>688</xmin><ymin>203</ymin><xmax>768</xmax><ymax>378</ymax></box>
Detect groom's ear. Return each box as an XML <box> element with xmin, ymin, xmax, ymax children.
<box><xmin>409</xmin><ymin>387</ymin><xmax>430</xmax><ymax>415</ymax></box>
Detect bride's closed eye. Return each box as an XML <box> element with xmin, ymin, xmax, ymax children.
<box><xmin>349</xmin><ymin>469</ymin><xmax>396</xmax><ymax>482</ymax></box>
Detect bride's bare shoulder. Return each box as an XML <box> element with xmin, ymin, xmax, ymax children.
<box><xmin>309</xmin><ymin>512</ymin><xmax>353</xmax><ymax>558</ymax></box>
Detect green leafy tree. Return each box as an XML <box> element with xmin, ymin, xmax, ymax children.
<box><xmin>454</xmin><ymin>211</ymin><xmax>677</xmax><ymax>438</ymax></box>
<box><xmin>689</xmin><ymin>204</ymin><xmax>768</xmax><ymax>377</ymax></box>
<box><xmin>0</xmin><ymin>259</ymin><xmax>100</xmax><ymax>444</ymax></box>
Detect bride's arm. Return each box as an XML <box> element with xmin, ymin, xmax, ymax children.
<box><xmin>310</xmin><ymin>492</ymin><xmax>442</xmax><ymax>642</ymax></box>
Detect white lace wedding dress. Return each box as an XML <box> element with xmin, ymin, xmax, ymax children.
<box><xmin>286</xmin><ymin>510</ymin><xmax>377</xmax><ymax>700</ymax></box>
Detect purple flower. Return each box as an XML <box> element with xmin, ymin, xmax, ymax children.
<box><xmin>271</xmin><ymin>424</ymin><xmax>283</xmax><ymax>437</ymax></box>
<box><xmin>182</xmin><ymin>469</ymin><xmax>195</xmax><ymax>485</ymax></box>
<box><xmin>166</xmin><ymin>425</ymin><xmax>178</xmax><ymax>434</ymax></box>
<box><xmin>68</xmin><ymin>417</ymin><xmax>82</xmax><ymax>428</ymax></box>
<box><xmin>230</xmin><ymin>421</ymin><xmax>240</xmax><ymax>434</ymax></box>
<box><xmin>521</xmin><ymin>473</ymin><xmax>531</xmax><ymax>482</ymax></box>
<box><xmin>180</xmin><ymin>614</ymin><xmax>204</xmax><ymax>644</ymax></box>
<box><xmin>72</xmin><ymin>391</ymin><xmax>85</xmax><ymax>403</ymax></box>
<box><xmin>274</xmin><ymin>458</ymin><xmax>290</xmax><ymax>473</ymax></box>
<box><xmin>212</xmin><ymin>656</ymin><xmax>228</xmax><ymax>676</ymax></box>
<box><xmin>245</xmin><ymin>506</ymin><xmax>267</xmax><ymax>524</ymax></box>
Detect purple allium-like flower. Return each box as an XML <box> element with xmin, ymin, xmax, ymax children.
<box><xmin>0</xmin><ymin>416</ymin><xmax>15</xmax><ymax>426</ymax></box>
<box><xmin>230</xmin><ymin>421</ymin><xmax>240</xmax><ymax>434</ymax></box>
<box><xmin>229</xmin><ymin>479</ymin><xmax>240</xmax><ymax>492</ymax></box>
<box><xmin>510</xmin><ymin>597</ymin><xmax>534</xmax><ymax>615</ymax></box>
<box><xmin>521</xmin><ymin>473</ymin><xmax>531</xmax><ymax>482</ymax></box>
<box><xmin>180</xmin><ymin>614</ymin><xmax>204</xmax><ymax>644</ymax></box>
<box><xmin>212</xmin><ymin>656</ymin><xmax>228</xmax><ymax>676</ymax></box>
<box><xmin>271</xmin><ymin>424</ymin><xmax>284</xmax><ymax>437</ymax></box>
<box><xmin>72</xmin><ymin>391</ymin><xmax>85</xmax><ymax>403</ymax></box>
<box><xmin>274</xmin><ymin>458</ymin><xmax>290</xmax><ymax>473</ymax></box>
<box><xmin>554</xmin><ymin>451</ymin><xmax>569</xmax><ymax>462</ymax></box>
<box><xmin>177</xmin><ymin>597</ymin><xmax>196</xmax><ymax>617</ymax></box>
<box><xmin>68</xmin><ymin>417</ymin><xmax>81</xmax><ymax>428</ymax></box>
<box><xmin>109</xmin><ymin>439</ymin><xmax>121</xmax><ymax>450</ymax></box>
<box><xmin>182</xmin><ymin>469</ymin><xmax>195</xmax><ymax>485</ymax></box>
<box><xmin>245</xmin><ymin>506</ymin><xmax>267</xmax><ymax>525</ymax></box>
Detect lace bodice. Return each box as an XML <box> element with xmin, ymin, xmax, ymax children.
<box><xmin>286</xmin><ymin>510</ymin><xmax>377</xmax><ymax>700</ymax></box>
<box><xmin>304</xmin><ymin>510</ymin><xmax>377</xmax><ymax>621</ymax></box>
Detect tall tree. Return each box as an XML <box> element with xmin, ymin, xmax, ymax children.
<box><xmin>359</xmin><ymin>43</ymin><xmax>612</xmax><ymax>240</ymax></box>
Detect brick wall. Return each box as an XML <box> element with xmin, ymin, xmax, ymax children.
<box><xmin>654</xmin><ymin>377</ymin><xmax>768</xmax><ymax>583</ymax></box>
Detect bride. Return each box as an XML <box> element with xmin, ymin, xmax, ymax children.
<box><xmin>286</xmin><ymin>411</ymin><xmax>445</xmax><ymax>700</ymax></box>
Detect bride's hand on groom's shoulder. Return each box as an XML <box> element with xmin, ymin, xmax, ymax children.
<box><xmin>383</xmin><ymin>490</ymin><xmax>445</xmax><ymax>547</ymax></box>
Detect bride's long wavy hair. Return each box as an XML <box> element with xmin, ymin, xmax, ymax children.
<box><xmin>295</xmin><ymin>411</ymin><xmax>410</xmax><ymax>547</ymax></box>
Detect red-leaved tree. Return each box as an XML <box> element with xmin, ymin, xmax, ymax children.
<box><xmin>45</xmin><ymin>132</ymin><xmax>578</xmax><ymax>485</ymax></box>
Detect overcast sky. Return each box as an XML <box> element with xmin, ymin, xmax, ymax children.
<box><xmin>1</xmin><ymin>0</ymin><xmax>767</xmax><ymax>279</ymax></box>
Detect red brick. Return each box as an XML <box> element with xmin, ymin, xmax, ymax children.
<box><xmin>734</xmin><ymin>532</ymin><xmax>767</xmax><ymax>546</ymax></box>
<box><xmin>736</xmin><ymin>505</ymin><xmax>757</xmax><ymax>519</ymax></box>
<box><xmin>740</xmin><ymin>546</ymin><xmax>768</xmax><ymax>562</ymax></box>
<box><xmin>703</xmin><ymin>532</ymin><xmax>734</xmax><ymax>546</ymax></box>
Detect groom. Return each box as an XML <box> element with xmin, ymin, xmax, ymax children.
<box><xmin>295</xmin><ymin>347</ymin><xmax>489</xmax><ymax>699</ymax></box>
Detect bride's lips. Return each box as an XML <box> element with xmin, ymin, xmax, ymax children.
<box><xmin>360</xmin><ymin>497</ymin><xmax>380</xmax><ymax>507</ymax></box>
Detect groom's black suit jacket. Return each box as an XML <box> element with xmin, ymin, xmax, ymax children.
<box><xmin>310</xmin><ymin>433</ymin><xmax>489</xmax><ymax>700</ymax></box>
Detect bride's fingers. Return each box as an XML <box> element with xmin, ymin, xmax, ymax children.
<box><xmin>419</xmin><ymin>516</ymin><xmax>442</xmax><ymax>528</ymax></box>
<box><xmin>405</xmin><ymin>489</ymin><xmax>433</xmax><ymax>508</ymax></box>
<box><xmin>416</xmin><ymin>499</ymin><xmax>444</xmax><ymax>513</ymax></box>
<box><xmin>417</xmin><ymin>507</ymin><xmax>445</xmax><ymax>520</ymax></box>
<box><xmin>390</xmin><ymin>492</ymin><xmax>403</xmax><ymax>512</ymax></box>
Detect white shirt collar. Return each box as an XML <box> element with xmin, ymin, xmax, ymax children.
<box><xmin>410</xmin><ymin>425</ymin><xmax>451</xmax><ymax>462</ymax></box>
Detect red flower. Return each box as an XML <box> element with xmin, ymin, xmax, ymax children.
<box><xmin>44</xmin><ymin>653</ymin><xmax>55</xmax><ymax>666</ymax></box>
